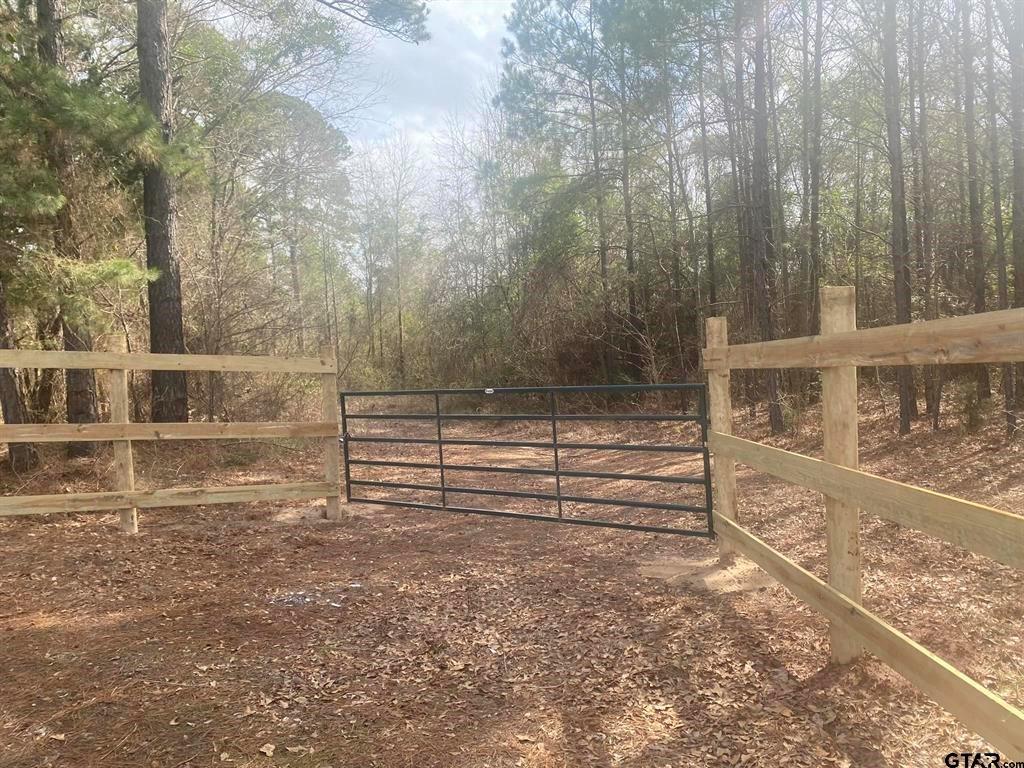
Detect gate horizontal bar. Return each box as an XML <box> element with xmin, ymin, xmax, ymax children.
<box><xmin>349</xmin><ymin>496</ymin><xmax>714</xmax><ymax>537</ymax></box>
<box><xmin>343</xmin><ymin>383</ymin><xmax>706</xmax><ymax>397</ymax></box>
<box><xmin>349</xmin><ymin>458</ymin><xmax>447</xmax><ymax>471</ymax></box>
<box><xmin>558</xmin><ymin>441</ymin><xmax>705</xmax><ymax>453</ymax></box>
<box><xmin>348</xmin><ymin>458</ymin><xmax>705</xmax><ymax>484</ymax></box>
<box><xmin>447</xmin><ymin>463</ymin><xmax>706</xmax><ymax>484</ymax></box>
<box><xmin>348</xmin><ymin>478</ymin><xmax>707</xmax><ymax>513</ymax></box>
<box><xmin>344</xmin><ymin>413</ymin><xmax>435</xmax><ymax>420</ymax></box>
<box><xmin>346</xmin><ymin>435</ymin><xmax>705</xmax><ymax>453</ymax></box>
<box><xmin>340</xmin><ymin>381</ymin><xmax>712</xmax><ymax>538</ymax></box>
<box><xmin>350</xmin><ymin>479</ymin><xmax>442</xmax><ymax>493</ymax></box>
<box><xmin>344</xmin><ymin>412</ymin><xmax>702</xmax><ymax>423</ymax></box>
<box><xmin>347</xmin><ymin>436</ymin><xmax>551</xmax><ymax>448</ymax></box>
<box><xmin>557</xmin><ymin>468</ymin><xmax>705</xmax><ymax>484</ymax></box>
<box><xmin>349</xmin><ymin>458</ymin><xmax>552</xmax><ymax>474</ymax></box>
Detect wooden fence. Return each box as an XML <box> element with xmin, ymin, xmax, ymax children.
<box><xmin>0</xmin><ymin>346</ymin><xmax>342</xmax><ymax>532</ymax></box>
<box><xmin>703</xmin><ymin>286</ymin><xmax>1024</xmax><ymax>756</ymax></box>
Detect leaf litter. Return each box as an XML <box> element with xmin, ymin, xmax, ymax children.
<box><xmin>0</xmin><ymin>403</ymin><xmax>1020</xmax><ymax>766</ymax></box>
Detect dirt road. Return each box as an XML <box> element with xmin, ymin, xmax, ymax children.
<box><xmin>0</xmin><ymin>408</ymin><xmax>1020</xmax><ymax>766</ymax></box>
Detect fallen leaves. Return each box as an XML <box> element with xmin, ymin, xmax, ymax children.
<box><xmin>0</xmin><ymin>415</ymin><xmax>1021</xmax><ymax>767</ymax></box>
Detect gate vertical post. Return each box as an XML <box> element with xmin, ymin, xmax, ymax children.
<box><xmin>107</xmin><ymin>359</ymin><xmax>137</xmax><ymax>534</ymax></box>
<box><xmin>697</xmin><ymin>387</ymin><xmax>714</xmax><ymax>535</ymax></box>
<box><xmin>548</xmin><ymin>391</ymin><xmax>563</xmax><ymax>517</ymax></box>
<box><xmin>339</xmin><ymin>394</ymin><xmax>352</xmax><ymax>502</ymax></box>
<box><xmin>320</xmin><ymin>344</ymin><xmax>342</xmax><ymax>519</ymax></box>
<box><xmin>820</xmin><ymin>286</ymin><xmax>862</xmax><ymax>662</ymax></box>
<box><xmin>705</xmin><ymin>317</ymin><xmax>736</xmax><ymax>559</ymax></box>
<box><xmin>434</xmin><ymin>392</ymin><xmax>447</xmax><ymax>508</ymax></box>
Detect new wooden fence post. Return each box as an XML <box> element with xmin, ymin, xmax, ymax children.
<box><xmin>820</xmin><ymin>286</ymin><xmax>861</xmax><ymax>662</ymax></box>
<box><xmin>106</xmin><ymin>363</ymin><xmax>138</xmax><ymax>534</ymax></box>
<box><xmin>705</xmin><ymin>316</ymin><xmax>736</xmax><ymax>560</ymax></box>
<box><xmin>320</xmin><ymin>344</ymin><xmax>342</xmax><ymax>520</ymax></box>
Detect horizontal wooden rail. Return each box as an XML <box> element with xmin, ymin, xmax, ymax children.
<box><xmin>0</xmin><ymin>482</ymin><xmax>333</xmax><ymax>517</ymax></box>
<box><xmin>0</xmin><ymin>422</ymin><xmax>337</xmax><ymax>443</ymax></box>
<box><xmin>0</xmin><ymin>346</ymin><xmax>342</xmax><ymax>530</ymax></box>
<box><xmin>0</xmin><ymin>349</ymin><xmax>334</xmax><ymax>374</ymax></box>
<box><xmin>702</xmin><ymin>307</ymin><xmax>1024</xmax><ymax>370</ymax></box>
<box><xmin>714</xmin><ymin>514</ymin><xmax>1024</xmax><ymax>756</ymax></box>
<box><xmin>709</xmin><ymin>432</ymin><xmax>1024</xmax><ymax>570</ymax></box>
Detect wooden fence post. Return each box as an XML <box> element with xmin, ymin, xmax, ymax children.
<box><xmin>706</xmin><ymin>316</ymin><xmax>736</xmax><ymax>560</ymax></box>
<box><xmin>320</xmin><ymin>344</ymin><xmax>341</xmax><ymax>520</ymax></box>
<box><xmin>106</xmin><ymin>364</ymin><xmax>138</xmax><ymax>533</ymax></box>
<box><xmin>820</xmin><ymin>286</ymin><xmax>861</xmax><ymax>662</ymax></box>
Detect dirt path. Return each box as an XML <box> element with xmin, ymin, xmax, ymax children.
<box><xmin>0</xmin><ymin>406</ymin><xmax>1021</xmax><ymax>767</ymax></box>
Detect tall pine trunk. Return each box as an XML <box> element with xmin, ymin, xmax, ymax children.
<box><xmin>733</xmin><ymin>5</ymin><xmax>753</xmax><ymax>336</ymax></box>
<box><xmin>37</xmin><ymin>0</ymin><xmax>99</xmax><ymax>456</ymax></box>
<box><xmin>1005</xmin><ymin>0</ymin><xmax>1024</xmax><ymax>412</ymax></box>
<box><xmin>766</xmin><ymin>30</ymin><xmax>789</xmax><ymax>337</ymax></box>
<box><xmin>138</xmin><ymin>0</ymin><xmax>188</xmax><ymax>422</ymax></box>
<box><xmin>752</xmin><ymin>0</ymin><xmax>785</xmax><ymax>434</ymax></box>
<box><xmin>716</xmin><ymin>4</ymin><xmax>744</xmax><ymax>322</ymax></box>
<box><xmin>910</xmin><ymin>0</ymin><xmax>937</xmax><ymax>423</ymax></box>
<box><xmin>393</xmin><ymin>195</ymin><xmax>404</xmax><ymax>387</ymax></box>
<box><xmin>915</xmin><ymin>0</ymin><xmax>940</xmax><ymax>428</ymax></box>
<box><xmin>617</xmin><ymin>43</ymin><xmax>642</xmax><ymax>379</ymax></box>
<box><xmin>697</xmin><ymin>21</ymin><xmax>717</xmax><ymax>310</ymax></box>
<box><xmin>882</xmin><ymin>0</ymin><xmax>915</xmax><ymax>434</ymax></box>
<box><xmin>661</xmin><ymin>56</ymin><xmax>688</xmax><ymax>381</ymax></box>
<box><xmin>586</xmin><ymin>5</ymin><xmax>613</xmax><ymax>383</ymax></box>
<box><xmin>961</xmin><ymin>0</ymin><xmax>992</xmax><ymax>399</ymax></box>
<box><xmin>808</xmin><ymin>0</ymin><xmax>824</xmax><ymax>334</ymax></box>
<box><xmin>986</xmin><ymin>0</ymin><xmax>1016</xmax><ymax>432</ymax></box>
<box><xmin>0</xmin><ymin>277</ymin><xmax>39</xmax><ymax>472</ymax></box>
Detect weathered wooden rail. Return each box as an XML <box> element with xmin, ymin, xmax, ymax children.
<box><xmin>703</xmin><ymin>287</ymin><xmax>1024</xmax><ymax>756</ymax></box>
<box><xmin>0</xmin><ymin>346</ymin><xmax>341</xmax><ymax>531</ymax></box>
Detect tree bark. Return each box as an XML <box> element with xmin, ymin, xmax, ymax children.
<box><xmin>697</xmin><ymin>23</ymin><xmax>717</xmax><ymax>310</ymax></box>
<box><xmin>288</xmin><ymin>235</ymin><xmax>304</xmax><ymax>351</ymax></box>
<box><xmin>732</xmin><ymin>0</ymin><xmax>760</xmax><ymax>415</ymax></box>
<box><xmin>661</xmin><ymin>55</ymin><xmax>688</xmax><ymax>380</ymax></box>
<box><xmin>853</xmin><ymin>126</ymin><xmax>864</xmax><ymax>315</ymax></box>
<box><xmin>393</xmin><ymin>199</ymin><xmax>405</xmax><ymax>387</ymax></box>
<box><xmin>734</xmin><ymin>6</ymin><xmax>753</xmax><ymax>336</ymax></box>
<box><xmin>962</xmin><ymin>0</ymin><xmax>992</xmax><ymax>399</ymax></box>
<box><xmin>986</xmin><ymin>0</ymin><xmax>1016</xmax><ymax>432</ymax></box>
<box><xmin>363</xmin><ymin>232</ymin><xmax>375</xmax><ymax>360</ymax></box>
<box><xmin>1005</xmin><ymin>0</ymin><xmax>1024</xmax><ymax>410</ymax></box>
<box><xmin>617</xmin><ymin>43</ymin><xmax>642</xmax><ymax>380</ymax></box>
<box><xmin>882</xmin><ymin>0</ymin><xmax>916</xmax><ymax>434</ymax></box>
<box><xmin>766</xmin><ymin>28</ymin><xmax>789</xmax><ymax>337</ymax></box>
<box><xmin>37</xmin><ymin>0</ymin><xmax>100</xmax><ymax>455</ymax></box>
<box><xmin>914</xmin><ymin>0</ymin><xmax>940</xmax><ymax>427</ymax></box>
<box><xmin>138</xmin><ymin>0</ymin><xmax>188</xmax><ymax>421</ymax></box>
<box><xmin>0</xmin><ymin>277</ymin><xmax>39</xmax><ymax>472</ymax></box>
<box><xmin>752</xmin><ymin>0</ymin><xmax>785</xmax><ymax>434</ymax></box>
<box><xmin>713</xmin><ymin>2</ymin><xmax>743</xmax><ymax>327</ymax></box>
<box><xmin>30</xmin><ymin>317</ymin><xmax>60</xmax><ymax>421</ymax></box>
<box><xmin>808</xmin><ymin>0</ymin><xmax>824</xmax><ymax>334</ymax></box>
<box><xmin>585</xmin><ymin>5</ymin><xmax>613</xmax><ymax>383</ymax></box>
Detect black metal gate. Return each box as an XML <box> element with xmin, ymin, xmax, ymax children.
<box><xmin>339</xmin><ymin>383</ymin><xmax>713</xmax><ymax>538</ymax></box>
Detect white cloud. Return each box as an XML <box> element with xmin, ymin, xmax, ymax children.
<box><xmin>348</xmin><ymin>0</ymin><xmax>513</xmax><ymax>144</ymax></box>
<box><xmin>435</xmin><ymin>0</ymin><xmax>511</xmax><ymax>36</ymax></box>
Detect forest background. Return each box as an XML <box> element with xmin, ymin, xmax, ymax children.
<box><xmin>2</xmin><ymin>0</ymin><xmax>1022</xmax><ymax>475</ymax></box>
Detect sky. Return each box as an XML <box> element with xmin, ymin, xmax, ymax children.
<box><xmin>349</xmin><ymin>0</ymin><xmax>515</xmax><ymax>144</ymax></box>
